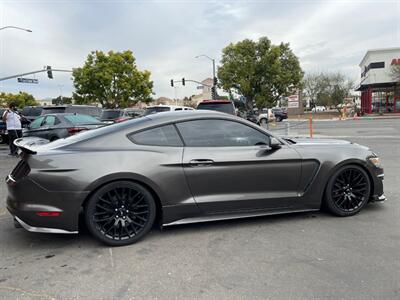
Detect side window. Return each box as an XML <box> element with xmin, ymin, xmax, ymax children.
<box><xmin>174</xmin><ymin>108</ymin><xmax>182</xmax><ymax>111</ymax></box>
<box><xmin>176</xmin><ymin>119</ymin><xmax>269</xmax><ymax>147</ymax></box>
<box><xmin>43</xmin><ymin>116</ymin><xmax>60</xmax><ymax>126</ymax></box>
<box><xmin>129</xmin><ymin>125</ymin><xmax>183</xmax><ymax>146</ymax></box>
<box><xmin>30</xmin><ymin>116</ymin><xmax>45</xmax><ymax>129</ymax></box>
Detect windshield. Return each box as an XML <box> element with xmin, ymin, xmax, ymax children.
<box><xmin>42</xmin><ymin>107</ymin><xmax>66</xmax><ymax>114</ymax></box>
<box><xmin>144</xmin><ymin>107</ymin><xmax>171</xmax><ymax>115</ymax></box>
<box><xmin>64</xmin><ymin>114</ymin><xmax>103</xmax><ymax>124</ymax></box>
<box><xmin>100</xmin><ymin>110</ymin><xmax>122</xmax><ymax>119</ymax></box>
<box><xmin>197</xmin><ymin>103</ymin><xmax>235</xmax><ymax>114</ymax></box>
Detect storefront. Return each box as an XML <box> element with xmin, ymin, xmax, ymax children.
<box><xmin>357</xmin><ymin>48</ymin><xmax>400</xmax><ymax>114</ymax></box>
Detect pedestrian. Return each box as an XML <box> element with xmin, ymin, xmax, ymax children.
<box><xmin>1</xmin><ymin>102</ymin><xmax>22</xmax><ymax>156</ymax></box>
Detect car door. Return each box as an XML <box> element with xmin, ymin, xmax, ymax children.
<box><xmin>176</xmin><ymin>118</ymin><xmax>302</xmax><ymax>213</ymax></box>
<box><xmin>41</xmin><ymin>115</ymin><xmax>61</xmax><ymax>140</ymax></box>
<box><xmin>26</xmin><ymin>116</ymin><xmax>46</xmax><ymax>138</ymax></box>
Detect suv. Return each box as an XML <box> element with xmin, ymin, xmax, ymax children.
<box><xmin>144</xmin><ymin>105</ymin><xmax>194</xmax><ymax>115</ymax></box>
<box><xmin>196</xmin><ymin>100</ymin><xmax>236</xmax><ymax>115</ymax></box>
<box><xmin>22</xmin><ymin>105</ymin><xmax>102</xmax><ymax>122</ymax></box>
<box><xmin>271</xmin><ymin>107</ymin><xmax>288</xmax><ymax>122</ymax></box>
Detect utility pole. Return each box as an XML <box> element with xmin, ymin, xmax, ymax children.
<box><xmin>195</xmin><ymin>54</ymin><xmax>217</xmax><ymax>100</ymax></box>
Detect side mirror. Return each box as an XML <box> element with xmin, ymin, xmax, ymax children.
<box><xmin>269</xmin><ymin>137</ymin><xmax>281</xmax><ymax>150</ymax></box>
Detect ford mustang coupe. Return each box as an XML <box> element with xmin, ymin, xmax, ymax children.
<box><xmin>6</xmin><ymin>110</ymin><xmax>385</xmax><ymax>246</ymax></box>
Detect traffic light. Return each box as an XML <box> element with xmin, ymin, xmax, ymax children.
<box><xmin>213</xmin><ymin>76</ymin><xmax>217</xmax><ymax>86</ymax></box>
<box><xmin>182</xmin><ymin>78</ymin><xmax>185</xmax><ymax>86</ymax></box>
<box><xmin>47</xmin><ymin>66</ymin><xmax>53</xmax><ymax>79</ymax></box>
<box><xmin>170</xmin><ymin>79</ymin><xmax>174</xmax><ymax>87</ymax></box>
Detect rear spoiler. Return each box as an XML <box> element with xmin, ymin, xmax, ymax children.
<box><xmin>13</xmin><ymin>137</ymin><xmax>50</xmax><ymax>155</ymax></box>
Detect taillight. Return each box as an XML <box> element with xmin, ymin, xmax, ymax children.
<box><xmin>115</xmin><ymin>117</ymin><xmax>128</xmax><ymax>123</ymax></box>
<box><xmin>67</xmin><ymin>127</ymin><xmax>86</xmax><ymax>135</ymax></box>
<box><xmin>36</xmin><ymin>212</ymin><xmax>61</xmax><ymax>217</ymax></box>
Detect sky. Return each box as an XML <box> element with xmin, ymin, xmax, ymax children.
<box><xmin>0</xmin><ymin>0</ymin><xmax>399</xmax><ymax>101</ymax></box>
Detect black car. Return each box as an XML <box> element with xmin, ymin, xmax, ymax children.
<box><xmin>197</xmin><ymin>100</ymin><xmax>236</xmax><ymax>115</ymax></box>
<box><xmin>271</xmin><ymin>107</ymin><xmax>288</xmax><ymax>122</ymax></box>
<box><xmin>7</xmin><ymin>110</ymin><xmax>385</xmax><ymax>246</ymax></box>
<box><xmin>22</xmin><ymin>105</ymin><xmax>102</xmax><ymax>122</ymax></box>
<box><xmin>100</xmin><ymin>108</ymin><xmax>145</xmax><ymax>123</ymax></box>
<box><xmin>24</xmin><ymin>113</ymin><xmax>103</xmax><ymax>141</ymax></box>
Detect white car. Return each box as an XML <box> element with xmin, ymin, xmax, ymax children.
<box><xmin>312</xmin><ymin>106</ymin><xmax>326</xmax><ymax>112</ymax></box>
<box><xmin>144</xmin><ymin>105</ymin><xmax>194</xmax><ymax>115</ymax></box>
<box><xmin>257</xmin><ymin>108</ymin><xmax>275</xmax><ymax>125</ymax></box>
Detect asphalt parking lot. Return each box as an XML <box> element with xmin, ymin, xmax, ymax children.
<box><xmin>0</xmin><ymin>118</ymin><xmax>399</xmax><ymax>300</ymax></box>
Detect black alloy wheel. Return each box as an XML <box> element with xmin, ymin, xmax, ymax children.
<box><xmin>325</xmin><ymin>165</ymin><xmax>371</xmax><ymax>216</ymax></box>
<box><xmin>85</xmin><ymin>181</ymin><xmax>156</xmax><ymax>246</ymax></box>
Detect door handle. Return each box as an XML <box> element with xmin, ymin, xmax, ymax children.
<box><xmin>189</xmin><ymin>159</ymin><xmax>214</xmax><ymax>167</ymax></box>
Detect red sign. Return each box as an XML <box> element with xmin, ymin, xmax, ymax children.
<box><xmin>391</xmin><ymin>58</ymin><xmax>400</xmax><ymax>65</ymax></box>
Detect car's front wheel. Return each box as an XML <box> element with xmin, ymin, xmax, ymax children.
<box><xmin>85</xmin><ymin>181</ymin><xmax>156</xmax><ymax>246</ymax></box>
<box><xmin>259</xmin><ymin>118</ymin><xmax>268</xmax><ymax>126</ymax></box>
<box><xmin>325</xmin><ymin>165</ymin><xmax>371</xmax><ymax>216</ymax></box>
<box><xmin>275</xmin><ymin>116</ymin><xmax>282</xmax><ymax>122</ymax></box>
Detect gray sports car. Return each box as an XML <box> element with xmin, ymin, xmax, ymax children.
<box><xmin>6</xmin><ymin>111</ymin><xmax>385</xmax><ymax>246</ymax></box>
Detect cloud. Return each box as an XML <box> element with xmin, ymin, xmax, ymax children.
<box><xmin>0</xmin><ymin>0</ymin><xmax>399</xmax><ymax>101</ymax></box>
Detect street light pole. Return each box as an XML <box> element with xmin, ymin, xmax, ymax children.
<box><xmin>0</xmin><ymin>26</ymin><xmax>32</xmax><ymax>32</ymax></box>
<box><xmin>195</xmin><ymin>54</ymin><xmax>216</xmax><ymax>100</ymax></box>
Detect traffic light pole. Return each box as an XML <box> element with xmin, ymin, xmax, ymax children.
<box><xmin>0</xmin><ymin>68</ymin><xmax>72</xmax><ymax>82</ymax></box>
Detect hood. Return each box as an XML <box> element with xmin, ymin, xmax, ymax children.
<box><xmin>285</xmin><ymin>137</ymin><xmax>352</xmax><ymax>145</ymax></box>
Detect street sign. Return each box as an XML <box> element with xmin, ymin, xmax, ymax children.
<box><xmin>17</xmin><ymin>78</ymin><xmax>38</xmax><ymax>84</ymax></box>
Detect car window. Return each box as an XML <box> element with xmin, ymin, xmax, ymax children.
<box><xmin>42</xmin><ymin>107</ymin><xmax>66</xmax><ymax>114</ymax></box>
<box><xmin>43</xmin><ymin>115</ymin><xmax>60</xmax><ymax>126</ymax></box>
<box><xmin>196</xmin><ymin>102</ymin><xmax>235</xmax><ymax>115</ymax></box>
<box><xmin>129</xmin><ymin>125</ymin><xmax>183</xmax><ymax>147</ymax></box>
<box><xmin>144</xmin><ymin>107</ymin><xmax>171</xmax><ymax>115</ymax></box>
<box><xmin>100</xmin><ymin>110</ymin><xmax>122</xmax><ymax>119</ymax></box>
<box><xmin>174</xmin><ymin>108</ymin><xmax>182</xmax><ymax>111</ymax></box>
<box><xmin>64</xmin><ymin>114</ymin><xmax>102</xmax><ymax>124</ymax></box>
<box><xmin>30</xmin><ymin>116</ymin><xmax>45</xmax><ymax>129</ymax></box>
<box><xmin>176</xmin><ymin>119</ymin><xmax>269</xmax><ymax>147</ymax></box>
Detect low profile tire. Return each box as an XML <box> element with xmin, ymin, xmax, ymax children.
<box><xmin>85</xmin><ymin>181</ymin><xmax>156</xmax><ymax>246</ymax></box>
<box><xmin>325</xmin><ymin>165</ymin><xmax>371</xmax><ymax>217</ymax></box>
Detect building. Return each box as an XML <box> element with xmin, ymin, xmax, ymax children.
<box><xmin>357</xmin><ymin>47</ymin><xmax>400</xmax><ymax>114</ymax></box>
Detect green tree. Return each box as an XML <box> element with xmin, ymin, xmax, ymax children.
<box><xmin>218</xmin><ymin>37</ymin><xmax>303</xmax><ymax>110</ymax></box>
<box><xmin>73</xmin><ymin>50</ymin><xmax>153</xmax><ymax>108</ymax></box>
<box><xmin>0</xmin><ymin>91</ymin><xmax>38</xmax><ymax>108</ymax></box>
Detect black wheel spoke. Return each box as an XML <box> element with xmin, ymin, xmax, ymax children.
<box><xmin>331</xmin><ymin>168</ymin><xmax>369</xmax><ymax>212</ymax></box>
<box><xmin>92</xmin><ymin>185</ymin><xmax>150</xmax><ymax>240</ymax></box>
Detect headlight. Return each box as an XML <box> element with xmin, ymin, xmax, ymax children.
<box><xmin>369</xmin><ymin>156</ymin><xmax>381</xmax><ymax>168</ymax></box>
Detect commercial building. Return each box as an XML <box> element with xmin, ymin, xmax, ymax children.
<box><xmin>357</xmin><ymin>47</ymin><xmax>400</xmax><ymax>114</ymax></box>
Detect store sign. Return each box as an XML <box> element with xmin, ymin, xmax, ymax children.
<box><xmin>288</xmin><ymin>95</ymin><xmax>299</xmax><ymax>102</ymax></box>
<box><xmin>391</xmin><ymin>58</ymin><xmax>400</xmax><ymax>65</ymax></box>
<box><xmin>288</xmin><ymin>101</ymin><xmax>299</xmax><ymax>108</ymax></box>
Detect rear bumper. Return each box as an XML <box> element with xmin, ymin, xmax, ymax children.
<box><xmin>6</xmin><ymin>175</ymin><xmax>87</xmax><ymax>233</ymax></box>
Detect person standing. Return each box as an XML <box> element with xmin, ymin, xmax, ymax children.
<box><xmin>1</xmin><ymin>102</ymin><xmax>22</xmax><ymax>156</ymax></box>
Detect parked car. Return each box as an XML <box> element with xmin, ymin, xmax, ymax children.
<box><xmin>257</xmin><ymin>108</ymin><xmax>275</xmax><ymax>125</ymax></box>
<box><xmin>144</xmin><ymin>105</ymin><xmax>194</xmax><ymax>115</ymax></box>
<box><xmin>271</xmin><ymin>107</ymin><xmax>288</xmax><ymax>122</ymax></box>
<box><xmin>7</xmin><ymin>110</ymin><xmax>384</xmax><ymax>246</ymax></box>
<box><xmin>22</xmin><ymin>105</ymin><xmax>102</xmax><ymax>122</ymax></box>
<box><xmin>196</xmin><ymin>100</ymin><xmax>236</xmax><ymax>115</ymax></box>
<box><xmin>23</xmin><ymin>113</ymin><xmax>104</xmax><ymax>141</ymax></box>
<box><xmin>100</xmin><ymin>108</ymin><xmax>145</xmax><ymax>124</ymax></box>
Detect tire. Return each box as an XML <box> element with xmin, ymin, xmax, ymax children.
<box><xmin>275</xmin><ymin>116</ymin><xmax>282</xmax><ymax>122</ymax></box>
<box><xmin>324</xmin><ymin>165</ymin><xmax>371</xmax><ymax>217</ymax></box>
<box><xmin>85</xmin><ymin>181</ymin><xmax>157</xmax><ymax>246</ymax></box>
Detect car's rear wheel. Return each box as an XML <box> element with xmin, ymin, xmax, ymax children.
<box><xmin>85</xmin><ymin>181</ymin><xmax>156</xmax><ymax>246</ymax></box>
<box><xmin>275</xmin><ymin>116</ymin><xmax>282</xmax><ymax>122</ymax></box>
<box><xmin>325</xmin><ymin>165</ymin><xmax>371</xmax><ymax>216</ymax></box>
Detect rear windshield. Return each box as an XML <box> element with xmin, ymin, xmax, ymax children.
<box><xmin>22</xmin><ymin>107</ymin><xmax>44</xmax><ymax>116</ymax></box>
<box><xmin>101</xmin><ymin>110</ymin><xmax>122</xmax><ymax>119</ymax></box>
<box><xmin>197</xmin><ymin>103</ymin><xmax>235</xmax><ymax>114</ymax></box>
<box><xmin>64</xmin><ymin>114</ymin><xmax>102</xmax><ymax>124</ymax></box>
<box><xmin>144</xmin><ymin>107</ymin><xmax>171</xmax><ymax>115</ymax></box>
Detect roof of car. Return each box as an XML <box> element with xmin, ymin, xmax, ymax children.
<box><xmin>199</xmin><ymin>100</ymin><xmax>233</xmax><ymax>104</ymax></box>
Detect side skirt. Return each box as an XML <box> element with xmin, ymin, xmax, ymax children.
<box><xmin>163</xmin><ymin>207</ymin><xmax>320</xmax><ymax>227</ymax></box>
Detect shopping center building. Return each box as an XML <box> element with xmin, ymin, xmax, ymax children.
<box><xmin>357</xmin><ymin>47</ymin><xmax>400</xmax><ymax>114</ymax></box>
